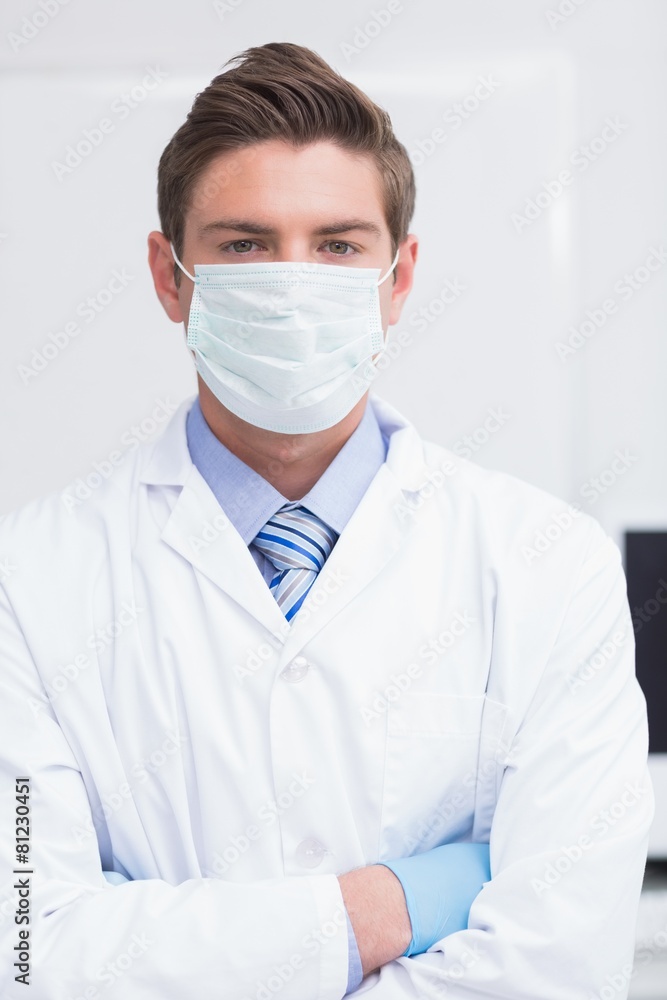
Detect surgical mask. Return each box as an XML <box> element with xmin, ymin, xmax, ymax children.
<box><xmin>170</xmin><ymin>243</ymin><xmax>399</xmax><ymax>434</ymax></box>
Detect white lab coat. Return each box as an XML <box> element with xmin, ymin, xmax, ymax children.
<box><xmin>0</xmin><ymin>391</ymin><xmax>653</xmax><ymax>1000</ymax></box>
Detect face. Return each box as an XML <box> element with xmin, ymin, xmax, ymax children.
<box><xmin>147</xmin><ymin>138</ymin><xmax>418</xmax><ymax>452</ymax></box>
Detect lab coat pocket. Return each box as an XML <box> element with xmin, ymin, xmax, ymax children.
<box><xmin>378</xmin><ymin>692</ymin><xmax>509</xmax><ymax>860</ymax></box>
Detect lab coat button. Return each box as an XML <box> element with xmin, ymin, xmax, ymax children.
<box><xmin>295</xmin><ymin>837</ymin><xmax>326</xmax><ymax>868</ymax></box>
<box><xmin>280</xmin><ymin>656</ymin><xmax>309</xmax><ymax>682</ymax></box>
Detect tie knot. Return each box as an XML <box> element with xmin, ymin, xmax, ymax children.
<box><xmin>252</xmin><ymin>503</ymin><xmax>337</xmax><ymax>573</ymax></box>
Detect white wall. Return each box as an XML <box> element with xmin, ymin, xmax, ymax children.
<box><xmin>1</xmin><ymin>0</ymin><xmax>666</xmax><ymax>970</ymax></box>
<box><xmin>1</xmin><ymin>0</ymin><xmax>665</xmax><ymax>542</ymax></box>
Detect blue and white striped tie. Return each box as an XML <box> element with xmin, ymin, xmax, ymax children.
<box><xmin>252</xmin><ymin>503</ymin><xmax>338</xmax><ymax>622</ymax></box>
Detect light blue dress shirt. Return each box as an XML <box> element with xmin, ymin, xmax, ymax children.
<box><xmin>186</xmin><ymin>395</ymin><xmax>388</xmax><ymax>995</ymax></box>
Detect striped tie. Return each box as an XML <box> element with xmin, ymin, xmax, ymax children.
<box><xmin>251</xmin><ymin>503</ymin><xmax>338</xmax><ymax>622</ymax></box>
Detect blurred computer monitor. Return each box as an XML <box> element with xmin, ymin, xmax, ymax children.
<box><xmin>625</xmin><ymin>531</ymin><xmax>667</xmax><ymax>858</ymax></box>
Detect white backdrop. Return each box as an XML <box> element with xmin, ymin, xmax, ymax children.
<box><xmin>1</xmin><ymin>0</ymin><xmax>666</xmax><ymax>982</ymax></box>
<box><xmin>1</xmin><ymin>0</ymin><xmax>665</xmax><ymax>544</ymax></box>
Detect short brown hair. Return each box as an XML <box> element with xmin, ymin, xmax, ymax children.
<box><xmin>157</xmin><ymin>42</ymin><xmax>415</xmax><ymax>278</ymax></box>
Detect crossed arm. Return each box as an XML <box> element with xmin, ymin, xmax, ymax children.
<box><xmin>0</xmin><ymin>521</ymin><xmax>653</xmax><ymax>998</ymax></box>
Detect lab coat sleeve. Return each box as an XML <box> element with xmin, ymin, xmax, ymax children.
<box><xmin>0</xmin><ymin>586</ymin><xmax>349</xmax><ymax>1000</ymax></box>
<box><xmin>352</xmin><ymin>517</ymin><xmax>653</xmax><ymax>998</ymax></box>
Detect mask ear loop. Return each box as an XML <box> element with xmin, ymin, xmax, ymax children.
<box><xmin>376</xmin><ymin>246</ymin><xmax>400</xmax><ymax>286</ymax></box>
<box><xmin>169</xmin><ymin>243</ymin><xmax>199</xmax><ymax>348</ymax></box>
<box><xmin>369</xmin><ymin>247</ymin><xmax>401</xmax><ymax>371</ymax></box>
<box><xmin>170</xmin><ymin>242</ymin><xmax>196</xmax><ymax>283</ymax></box>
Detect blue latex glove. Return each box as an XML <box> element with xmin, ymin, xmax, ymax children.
<box><xmin>102</xmin><ymin>870</ymin><xmax>130</xmax><ymax>885</ymax></box>
<box><xmin>379</xmin><ymin>842</ymin><xmax>490</xmax><ymax>957</ymax></box>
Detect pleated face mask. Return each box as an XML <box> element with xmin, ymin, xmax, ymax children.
<box><xmin>170</xmin><ymin>243</ymin><xmax>399</xmax><ymax>434</ymax></box>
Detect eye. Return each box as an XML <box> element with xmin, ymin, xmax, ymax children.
<box><xmin>325</xmin><ymin>241</ymin><xmax>355</xmax><ymax>256</ymax></box>
<box><xmin>225</xmin><ymin>240</ymin><xmax>257</xmax><ymax>254</ymax></box>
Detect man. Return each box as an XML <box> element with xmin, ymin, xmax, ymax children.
<box><xmin>0</xmin><ymin>41</ymin><xmax>653</xmax><ymax>999</ymax></box>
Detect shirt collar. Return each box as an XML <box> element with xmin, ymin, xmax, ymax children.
<box><xmin>186</xmin><ymin>397</ymin><xmax>387</xmax><ymax>543</ymax></box>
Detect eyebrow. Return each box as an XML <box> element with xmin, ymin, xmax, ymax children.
<box><xmin>197</xmin><ymin>218</ymin><xmax>383</xmax><ymax>240</ymax></box>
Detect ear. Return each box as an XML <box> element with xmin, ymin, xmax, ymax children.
<box><xmin>147</xmin><ymin>231</ymin><xmax>187</xmax><ymax>324</ymax></box>
<box><xmin>388</xmin><ymin>234</ymin><xmax>418</xmax><ymax>327</ymax></box>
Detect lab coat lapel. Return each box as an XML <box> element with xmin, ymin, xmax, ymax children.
<box><xmin>161</xmin><ymin>470</ymin><xmax>290</xmax><ymax>635</ymax></box>
<box><xmin>281</xmin><ymin>396</ymin><xmax>434</xmax><ymax>654</ymax></box>
<box><xmin>139</xmin><ymin>397</ymin><xmax>289</xmax><ymax>635</ymax></box>
<box><xmin>140</xmin><ymin>393</ymin><xmax>434</xmax><ymax>643</ymax></box>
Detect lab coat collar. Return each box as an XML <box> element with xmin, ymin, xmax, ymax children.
<box><xmin>139</xmin><ymin>391</ymin><xmax>433</xmax><ymax>495</ymax></box>
<box><xmin>137</xmin><ymin>391</ymin><xmax>435</xmax><ymax>645</ymax></box>
<box><xmin>139</xmin><ymin>395</ymin><xmax>195</xmax><ymax>488</ymax></box>
<box><xmin>367</xmin><ymin>391</ymin><xmax>433</xmax><ymax>493</ymax></box>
